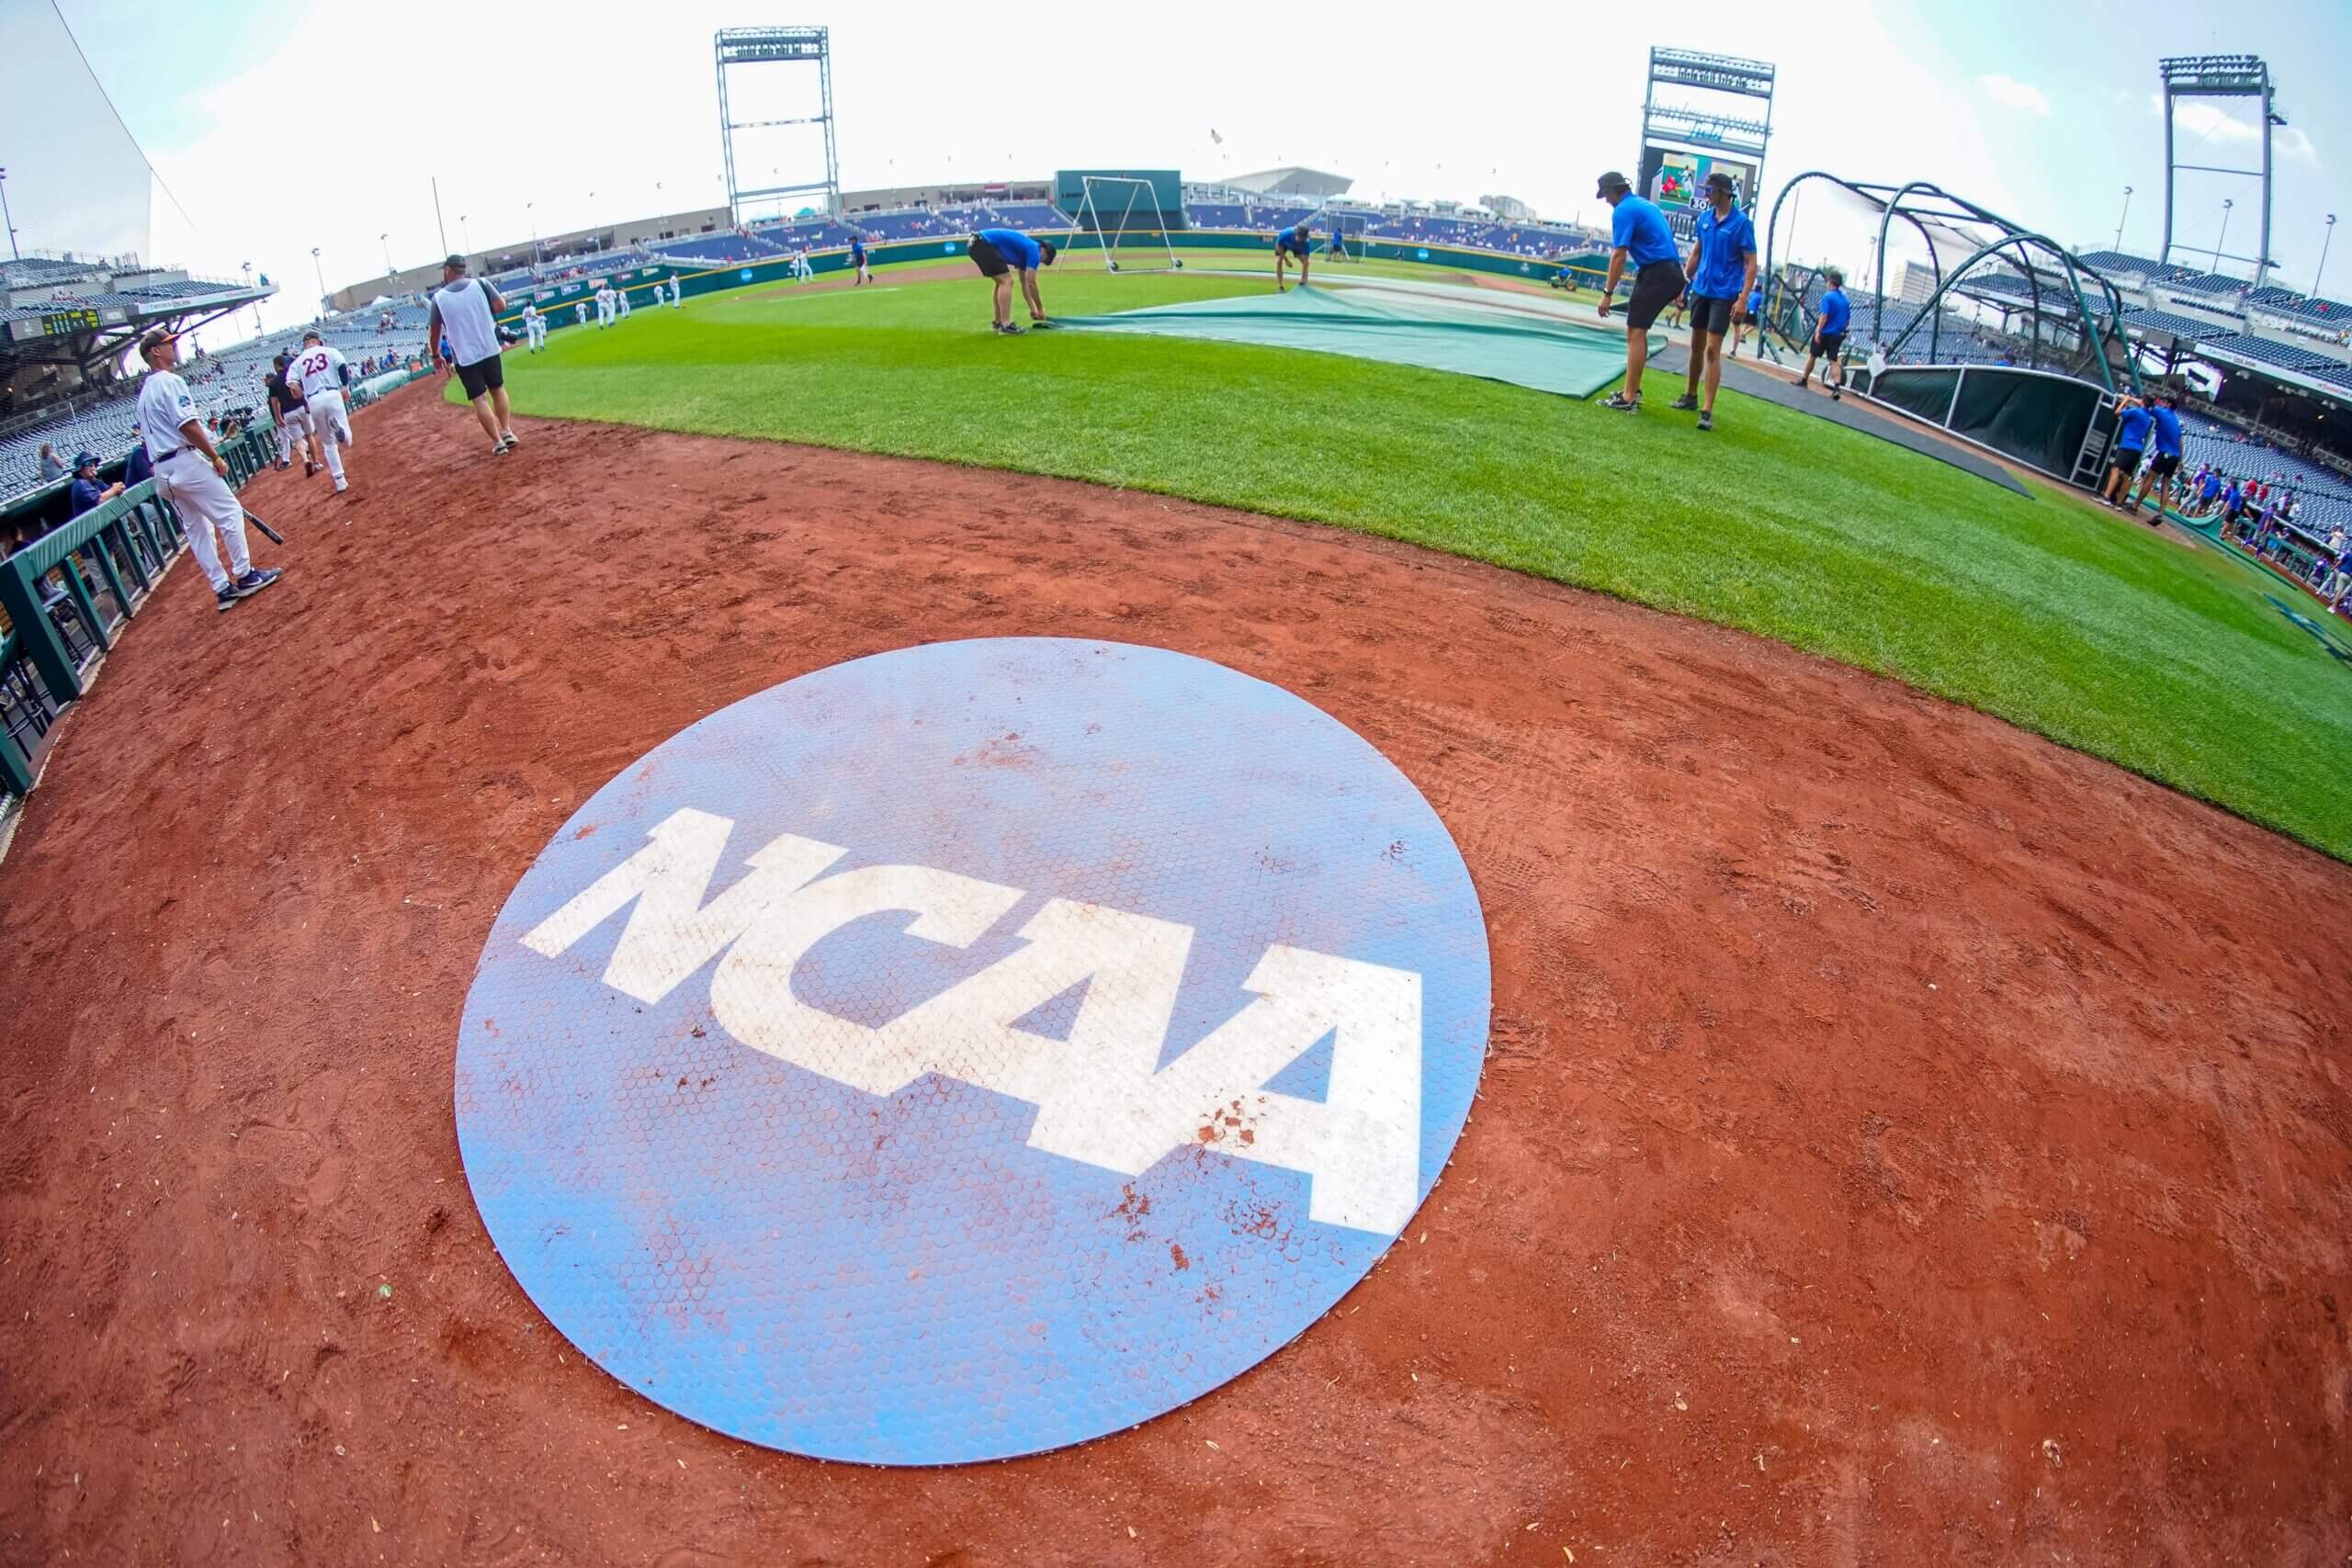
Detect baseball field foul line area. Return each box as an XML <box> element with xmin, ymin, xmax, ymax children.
<box><xmin>0</xmin><ymin>375</ymin><xmax>2346</xmax><ymax>1564</ymax></box>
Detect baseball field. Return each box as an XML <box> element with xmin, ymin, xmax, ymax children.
<box><xmin>2</xmin><ymin>256</ymin><xmax>2348</xmax><ymax>1563</ymax></box>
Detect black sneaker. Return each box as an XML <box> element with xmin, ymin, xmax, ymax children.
<box><xmin>215</xmin><ymin>584</ymin><xmax>243</xmax><ymax>615</ymax></box>
<box><xmin>1669</xmin><ymin>393</ymin><xmax>1701</xmax><ymax>412</ymax></box>
<box><xmin>232</xmin><ymin>567</ymin><xmax>281</xmax><ymax>599</ymax></box>
<box><xmin>1601</xmin><ymin>391</ymin><xmax>1641</xmax><ymax>412</ymax></box>
<box><xmin>993</xmin><ymin>321</ymin><xmax>1025</xmax><ymax>335</ymax></box>
<box><xmin>1697</xmin><ymin>411</ymin><xmax>1714</xmax><ymax>432</ymax></box>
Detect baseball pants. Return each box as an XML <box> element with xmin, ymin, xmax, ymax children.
<box><xmin>527</xmin><ymin>321</ymin><xmax>547</xmax><ymax>349</ymax></box>
<box><xmin>154</xmin><ymin>451</ymin><xmax>251</xmax><ymax>592</ymax></box>
<box><xmin>616</xmin><ymin>293</ymin><xmax>630</xmax><ymax>319</ymax></box>
<box><xmin>308</xmin><ymin>390</ymin><xmax>352</xmax><ymax>481</ymax></box>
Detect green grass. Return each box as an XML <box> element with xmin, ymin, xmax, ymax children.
<box><xmin>480</xmin><ymin>269</ymin><xmax>2352</xmax><ymax>861</ymax></box>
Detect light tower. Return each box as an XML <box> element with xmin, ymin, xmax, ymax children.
<box><xmin>2157</xmin><ymin>55</ymin><xmax>2284</xmax><ymax>287</ymax></box>
<box><xmin>715</xmin><ymin>27</ymin><xmax>840</xmax><ymax>224</ymax></box>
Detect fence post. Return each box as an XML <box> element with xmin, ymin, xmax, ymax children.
<box><xmin>0</xmin><ymin>558</ymin><xmax>84</xmax><ymax>703</ymax></box>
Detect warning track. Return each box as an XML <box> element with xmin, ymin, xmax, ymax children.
<box><xmin>1</xmin><ymin>380</ymin><xmax>2346</xmax><ymax>1564</ymax></box>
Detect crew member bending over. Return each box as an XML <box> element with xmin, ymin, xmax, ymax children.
<box><xmin>1593</xmin><ymin>169</ymin><xmax>1687</xmax><ymax>412</ymax></box>
<box><xmin>1274</xmin><ymin>221</ymin><xmax>1314</xmax><ymax>291</ymax></box>
<box><xmin>968</xmin><ymin>227</ymin><xmax>1057</xmax><ymax>335</ymax></box>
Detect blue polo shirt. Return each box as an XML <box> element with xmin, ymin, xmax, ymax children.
<box><xmin>2115</xmin><ymin>404</ymin><xmax>2154</xmax><ymax>451</ymax></box>
<box><xmin>851</xmin><ymin>238</ymin><xmax>866</xmax><ymax>262</ymax></box>
<box><xmin>1688</xmin><ymin>204</ymin><xmax>1756</xmax><ymax>299</ymax></box>
<box><xmin>976</xmin><ymin>228</ymin><xmax>1042</xmax><ymax>270</ymax></box>
<box><xmin>1817</xmin><ymin>288</ymin><xmax>1850</xmax><ymax>335</ymax></box>
<box><xmin>2199</xmin><ymin>470</ymin><xmax>2222</xmax><ymax>498</ymax></box>
<box><xmin>1610</xmin><ymin>196</ymin><xmax>1680</xmax><ymax>268</ymax></box>
<box><xmin>2149</xmin><ymin>405</ymin><xmax>2183</xmax><ymax>457</ymax></box>
<box><xmin>1275</xmin><ymin>228</ymin><xmax>1311</xmax><ymax>255</ymax></box>
<box><xmin>68</xmin><ymin>476</ymin><xmax>108</xmax><ymax>515</ymax></box>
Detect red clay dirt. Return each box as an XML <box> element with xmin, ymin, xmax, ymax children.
<box><xmin>2</xmin><ymin>381</ymin><xmax>2348</xmax><ymax>1567</ymax></box>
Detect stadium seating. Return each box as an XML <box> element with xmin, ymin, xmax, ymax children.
<box><xmin>653</xmin><ymin>235</ymin><xmax>784</xmax><ymax>265</ymax></box>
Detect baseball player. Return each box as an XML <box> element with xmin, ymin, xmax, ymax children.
<box><xmin>1273</xmin><ymin>221</ymin><xmax>1314</xmax><ymax>291</ymax></box>
<box><xmin>668</xmin><ymin>275</ymin><xmax>683</xmax><ymax>308</ymax></box>
<box><xmin>266</xmin><ymin>352</ymin><xmax>314</xmax><ymax>475</ymax></box>
<box><xmin>134</xmin><ymin>327</ymin><xmax>281</xmax><ymax>614</ymax></box>
<box><xmin>793</xmin><ymin>245</ymin><xmax>813</xmax><ymax>283</ymax></box>
<box><xmin>286</xmin><ymin>330</ymin><xmax>354</xmax><ymax>492</ymax></box>
<box><xmin>851</xmin><ymin>235</ymin><xmax>870</xmax><ymax>286</ymax></box>
<box><xmin>522</xmin><ymin>301</ymin><xmax>547</xmax><ymax>352</ymax></box>
<box><xmin>574</xmin><ymin>299</ymin><xmax>590</xmax><ymax>330</ymax></box>
<box><xmin>592</xmin><ymin>284</ymin><xmax>610</xmax><ymax>327</ymax></box>
<box><xmin>614</xmin><ymin>281</ymin><xmax>632</xmax><ymax>321</ymax></box>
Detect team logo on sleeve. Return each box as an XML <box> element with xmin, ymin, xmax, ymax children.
<box><xmin>455</xmin><ymin>638</ymin><xmax>1489</xmax><ymax>1463</ymax></box>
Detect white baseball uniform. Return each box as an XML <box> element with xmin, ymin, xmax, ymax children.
<box><xmin>288</xmin><ymin>342</ymin><xmax>353</xmax><ymax>486</ymax></box>
<box><xmin>138</xmin><ymin>368</ymin><xmax>249</xmax><ymax>593</ymax></box>
<box><xmin>523</xmin><ymin>303</ymin><xmax>546</xmax><ymax>350</ymax></box>
<box><xmin>793</xmin><ymin>248</ymin><xmax>812</xmax><ymax>281</ymax></box>
<box><xmin>595</xmin><ymin>285</ymin><xmax>613</xmax><ymax>326</ymax></box>
<box><xmin>574</xmin><ymin>301</ymin><xmax>589</xmax><ymax>327</ymax></box>
<box><xmin>614</xmin><ymin>284</ymin><xmax>631</xmax><ymax>320</ymax></box>
<box><xmin>668</xmin><ymin>276</ymin><xmax>683</xmax><ymax>307</ymax></box>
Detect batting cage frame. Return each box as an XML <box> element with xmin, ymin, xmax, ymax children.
<box><xmin>1069</xmin><ymin>176</ymin><xmax>1183</xmax><ymax>275</ymax></box>
<box><xmin>1762</xmin><ymin>172</ymin><xmax>2144</xmax><ymax>485</ymax></box>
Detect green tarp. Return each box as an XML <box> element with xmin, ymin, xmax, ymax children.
<box><xmin>1054</xmin><ymin>284</ymin><xmax>1648</xmax><ymax>400</ymax></box>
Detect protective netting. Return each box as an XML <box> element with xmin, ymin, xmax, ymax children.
<box><xmin>0</xmin><ymin>3</ymin><xmax>153</xmax><ymax>266</ymax></box>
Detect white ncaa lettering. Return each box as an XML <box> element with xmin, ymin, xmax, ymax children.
<box><xmin>520</xmin><ymin>808</ymin><xmax>1426</xmax><ymax>1234</ymax></box>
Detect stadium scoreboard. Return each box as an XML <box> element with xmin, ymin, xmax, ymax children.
<box><xmin>40</xmin><ymin>308</ymin><xmax>100</xmax><ymax>336</ymax></box>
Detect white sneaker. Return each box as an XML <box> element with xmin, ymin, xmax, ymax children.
<box><xmin>334</xmin><ymin>479</ymin><xmax>348</xmax><ymax>493</ymax></box>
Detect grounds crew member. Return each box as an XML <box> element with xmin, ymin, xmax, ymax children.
<box><xmin>1593</xmin><ymin>170</ymin><xmax>1685</xmax><ymax>412</ymax></box>
<box><xmin>968</xmin><ymin>227</ymin><xmax>1057</xmax><ymax>334</ymax></box>
<box><xmin>430</xmin><ymin>253</ymin><xmax>520</xmax><ymax>456</ymax></box>
<box><xmin>1668</xmin><ymin>169</ymin><xmax>1758</xmax><ymax>434</ymax></box>
<box><xmin>2124</xmin><ymin>386</ymin><xmax>2187</xmax><ymax>523</ymax></box>
<box><xmin>2102</xmin><ymin>394</ymin><xmax>2153</xmax><ymax>509</ymax></box>
<box><xmin>135</xmin><ymin>327</ymin><xmax>281</xmax><ymax>615</ymax></box>
<box><xmin>1274</xmin><ymin>220</ymin><xmax>1314</xmax><ymax>291</ymax></box>
<box><xmin>1796</xmin><ymin>269</ymin><xmax>1851</xmax><ymax>399</ymax></box>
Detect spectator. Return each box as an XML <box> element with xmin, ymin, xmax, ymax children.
<box><xmin>66</xmin><ymin>452</ymin><xmax>123</xmax><ymax>516</ymax></box>
<box><xmin>37</xmin><ymin>443</ymin><xmax>67</xmax><ymax>484</ymax></box>
<box><xmin>124</xmin><ymin>423</ymin><xmax>152</xmax><ymax>488</ymax></box>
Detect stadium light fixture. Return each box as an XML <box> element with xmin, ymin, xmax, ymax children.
<box><xmin>0</xmin><ymin>167</ymin><xmax>16</xmax><ymax>262</ymax></box>
<box><xmin>2214</xmin><ymin>199</ymin><xmax>2233</xmax><ymax>274</ymax></box>
<box><xmin>2319</xmin><ymin>214</ymin><xmax>2338</xmax><ymax>300</ymax></box>
<box><xmin>380</xmin><ymin>232</ymin><xmax>392</xmax><ymax>276</ymax></box>
<box><xmin>2115</xmin><ymin>186</ymin><xmax>2132</xmax><ymax>254</ymax></box>
<box><xmin>311</xmin><ymin>246</ymin><xmax>324</xmax><ymax>321</ymax></box>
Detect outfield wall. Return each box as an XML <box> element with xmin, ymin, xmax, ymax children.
<box><xmin>493</xmin><ymin>236</ymin><xmax>1614</xmax><ymax>334</ymax></box>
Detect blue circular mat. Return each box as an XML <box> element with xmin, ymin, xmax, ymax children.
<box><xmin>455</xmin><ymin>637</ymin><xmax>1489</xmax><ymax>1463</ymax></box>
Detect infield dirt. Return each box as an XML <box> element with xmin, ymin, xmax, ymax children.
<box><xmin>2</xmin><ymin>381</ymin><xmax>2346</xmax><ymax>1565</ymax></box>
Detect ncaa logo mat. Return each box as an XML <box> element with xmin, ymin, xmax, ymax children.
<box><xmin>455</xmin><ymin>637</ymin><xmax>1490</xmax><ymax>1463</ymax></box>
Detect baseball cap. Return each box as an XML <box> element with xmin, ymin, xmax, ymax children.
<box><xmin>73</xmin><ymin>451</ymin><xmax>97</xmax><ymax>470</ymax></box>
<box><xmin>1702</xmin><ymin>170</ymin><xmax>1738</xmax><ymax>195</ymax></box>
<box><xmin>138</xmin><ymin>325</ymin><xmax>175</xmax><ymax>355</ymax></box>
<box><xmin>443</xmin><ymin>253</ymin><xmax>468</xmax><ymax>272</ymax></box>
<box><xmin>1595</xmin><ymin>171</ymin><xmax>1632</xmax><ymax>198</ymax></box>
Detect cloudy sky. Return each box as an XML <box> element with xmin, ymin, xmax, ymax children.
<box><xmin>5</xmin><ymin>0</ymin><xmax>2346</xmax><ymax>339</ymax></box>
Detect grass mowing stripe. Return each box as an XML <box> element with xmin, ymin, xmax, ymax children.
<box><xmin>486</xmin><ymin>273</ymin><xmax>2352</xmax><ymax>861</ymax></box>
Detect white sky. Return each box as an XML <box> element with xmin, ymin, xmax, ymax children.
<box><xmin>9</xmin><ymin>0</ymin><xmax>2347</xmax><ymax>342</ymax></box>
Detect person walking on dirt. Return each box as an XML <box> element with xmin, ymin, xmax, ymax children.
<box><xmin>1592</xmin><ymin>170</ymin><xmax>1685</xmax><ymax>412</ymax></box>
<box><xmin>429</xmin><ymin>254</ymin><xmax>520</xmax><ymax>457</ymax></box>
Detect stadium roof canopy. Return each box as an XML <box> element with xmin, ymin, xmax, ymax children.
<box><xmin>1227</xmin><ymin>167</ymin><xmax>1353</xmax><ymax>199</ymax></box>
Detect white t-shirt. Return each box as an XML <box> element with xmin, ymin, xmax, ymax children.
<box><xmin>288</xmin><ymin>343</ymin><xmax>349</xmax><ymax>400</ymax></box>
<box><xmin>435</xmin><ymin>277</ymin><xmax>501</xmax><ymax>366</ymax></box>
<box><xmin>137</xmin><ymin>370</ymin><xmax>200</xmax><ymax>460</ymax></box>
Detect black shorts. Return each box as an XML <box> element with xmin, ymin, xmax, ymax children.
<box><xmin>2149</xmin><ymin>453</ymin><xmax>2181</xmax><ymax>479</ymax></box>
<box><xmin>2111</xmin><ymin>446</ymin><xmax>2144</xmax><ymax>473</ymax></box>
<box><xmin>1623</xmin><ymin>261</ymin><xmax>1688</xmax><ymax>332</ymax></box>
<box><xmin>1813</xmin><ymin>331</ymin><xmax>1846</xmax><ymax>359</ymax></box>
<box><xmin>456</xmin><ymin>354</ymin><xmax>504</xmax><ymax>400</ymax></box>
<box><xmin>1687</xmin><ymin>293</ymin><xmax>1736</xmax><ymax>336</ymax></box>
<box><xmin>968</xmin><ymin>236</ymin><xmax>1010</xmax><ymax>277</ymax></box>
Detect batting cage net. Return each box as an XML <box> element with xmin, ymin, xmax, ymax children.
<box><xmin>1069</xmin><ymin>176</ymin><xmax>1183</xmax><ymax>275</ymax></box>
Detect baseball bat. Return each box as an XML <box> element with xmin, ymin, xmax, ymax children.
<box><xmin>243</xmin><ymin>508</ymin><xmax>285</xmax><ymax>546</ymax></box>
